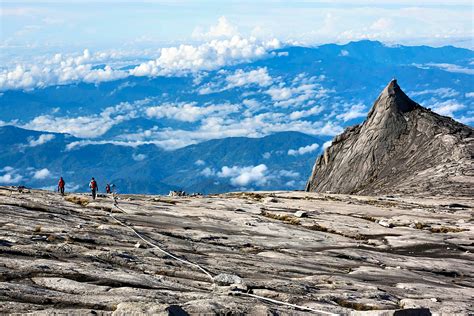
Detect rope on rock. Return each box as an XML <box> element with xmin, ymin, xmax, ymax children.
<box><xmin>109</xmin><ymin>199</ymin><xmax>214</xmax><ymax>282</ymax></box>
<box><xmin>108</xmin><ymin>194</ymin><xmax>338</xmax><ymax>315</ymax></box>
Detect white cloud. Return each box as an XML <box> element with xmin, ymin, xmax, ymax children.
<box><xmin>0</xmin><ymin>7</ymin><xmax>43</xmax><ymax>17</ymax></box>
<box><xmin>430</xmin><ymin>63</ymin><xmax>474</xmax><ymax>75</ymax></box>
<box><xmin>1</xmin><ymin>166</ymin><xmax>15</xmax><ymax>173</ymax></box>
<box><xmin>465</xmin><ymin>92</ymin><xmax>474</xmax><ymax>98</ymax></box>
<box><xmin>200</xmin><ymin>167</ymin><xmax>216</xmax><ymax>177</ymax></box>
<box><xmin>0</xmin><ymin>49</ymin><xmax>129</xmax><ymax>91</ymax></box>
<box><xmin>285</xmin><ymin>180</ymin><xmax>296</xmax><ymax>187</ymax></box>
<box><xmin>64</xmin><ymin>134</ymin><xmax>201</xmax><ymax>151</ymax></box>
<box><xmin>1</xmin><ymin>21</ymin><xmax>280</xmax><ymax>92</ymax></box>
<box><xmin>192</xmin><ymin>16</ymin><xmax>239</xmax><ymax>40</ymax></box>
<box><xmin>370</xmin><ymin>18</ymin><xmax>393</xmax><ymax>31</ymax></box>
<box><xmin>123</xmin><ymin>112</ymin><xmax>342</xmax><ymax>150</ymax></box>
<box><xmin>23</xmin><ymin>102</ymin><xmax>137</xmax><ymax>138</ymax></box>
<box><xmin>82</xmin><ymin>65</ymin><xmax>127</xmax><ymax>83</ymax></box>
<box><xmin>28</xmin><ymin>134</ymin><xmax>55</xmax><ymax>147</ymax></box>
<box><xmin>130</xmin><ymin>36</ymin><xmax>280</xmax><ymax>77</ymax></box>
<box><xmin>242</xmin><ymin>99</ymin><xmax>263</xmax><ymax>111</ymax></box>
<box><xmin>279</xmin><ymin>170</ymin><xmax>300</xmax><ymax>178</ymax></box>
<box><xmin>339</xmin><ymin>49</ymin><xmax>349</xmax><ymax>56</ymax></box>
<box><xmin>42</xmin><ymin>17</ymin><xmax>65</xmax><ymax>25</ymax></box>
<box><xmin>0</xmin><ymin>173</ymin><xmax>23</xmax><ymax>184</ymax></box>
<box><xmin>318</xmin><ymin>121</ymin><xmax>344</xmax><ymax>135</ymax></box>
<box><xmin>66</xmin><ymin>139</ymin><xmax>151</xmax><ymax>151</ymax></box>
<box><xmin>288</xmin><ymin>143</ymin><xmax>319</xmax><ymax>156</ymax></box>
<box><xmin>225</xmin><ymin>67</ymin><xmax>272</xmax><ymax>89</ymax></box>
<box><xmin>198</xmin><ymin>67</ymin><xmax>273</xmax><ymax>95</ymax></box>
<box><xmin>336</xmin><ymin>103</ymin><xmax>367</xmax><ymax>122</ymax></box>
<box><xmin>458</xmin><ymin>116</ymin><xmax>474</xmax><ymax>125</ymax></box>
<box><xmin>411</xmin><ymin>87</ymin><xmax>459</xmax><ymax>98</ymax></box>
<box><xmin>266</xmin><ymin>74</ymin><xmax>331</xmax><ymax>108</ymax></box>
<box><xmin>33</xmin><ymin>168</ymin><xmax>51</xmax><ymax>180</ymax></box>
<box><xmin>65</xmin><ymin>108</ymin><xmax>343</xmax><ymax>151</ymax></box>
<box><xmin>197</xmin><ymin>85</ymin><xmax>216</xmax><ymax>95</ymax></box>
<box><xmin>289</xmin><ymin>106</ymin><xmax>324</xmax><ymax>120</ymax></box>
<box><xmin>0</xmin><ymin>166</ymin><xmax>23</xmax><ymax>184</ymax></box>
<box><xmin>413</xmin><ymin>63</ymin><xmax>474</xmax><ymax>75</ymax></box>
<box><xmin>21</xmin><ymin>74</ymin><xmax>343</xmax><ymax>152</ymax></box>
<box><xmin>323</xmin><ymin>140</ymin><xmax>333</xmax><ymax>150</ymax></box>
<box><xmin>195</xmin><ymin>159</ymin><xmax>206</xmax><ymax>166</ymax></box>
<box><xmin>67</xmin><ymin>184</ymin><xmax>81</xmax><ymax>192</ymax></box>
<box><xmin>430</xmin><ymin>100</ymin><xmax>465</xmax><ymax>117</ymax></box>
<box><xmin>132</xmin><ymin>153</ymin><xmax>146</xmax><ymax>161</ymax></box>
<box><xmin>217</xmin><ymin>164</ymin><xmax>269</xmax><ymax>186</ymax></box>
<box><xmin>267</xmin><ymin>86</ymin><xmax>292</xmax><ymax>101</ymax></box>
<box><xmin>145</xmin><ymin>102</ymin><xmax>239</xmax><ymax>122</ymax></box>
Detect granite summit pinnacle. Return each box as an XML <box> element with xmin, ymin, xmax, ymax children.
<box><xmin>306</xmin><ymin>80</ymin><xmax>474</xmax><ymax>196</ymax></box>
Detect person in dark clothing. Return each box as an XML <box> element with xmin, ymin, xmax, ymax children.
<box><xmin>58</xmin><ymin>177</ymin><xmax>65</xmax><ymax>196</ymax></box>
<box><xmin>105</xmin><ymin>183</ymin><xmax>111</xmax><ymax>194</ymax></box>
<box><xmin>89</xmin><ymin>177</ymin><xmax>98</xmax><ymax>200</ymax></box>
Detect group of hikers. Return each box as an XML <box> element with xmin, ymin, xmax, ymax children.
<box><xmin>57</xmin><ymin>177</ymin><xmax>115</xmax><ymax>199</ymax></box>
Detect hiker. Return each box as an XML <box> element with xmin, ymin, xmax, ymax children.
<box><xmin>89</xmin><ymin>177</ymin><xmax>98</xmax><ymax>200</ymax></box>
<box><xmin>106</xmin><ymin>183</ymin><xmax>111</xmax><ymax>194</ymax></box>
<box><xmin>57</xmin><ymin>177</ymin><xmax>65</xmax><ymax>195</ymax></box>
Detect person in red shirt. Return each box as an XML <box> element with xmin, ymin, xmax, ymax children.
<box><xmin>89</xmin><ymin>177</ymin><xmax>98</xmax><ymax>200</ymax></box>
<box><xmin>105</xmin><ymin>183</ymin><xmax>111</xmax><ymax>194</ymax></box>
<box><xmin>57</xmin><ymin>177</ymin><xmax>65</xmax><ymax>196</ymax></box>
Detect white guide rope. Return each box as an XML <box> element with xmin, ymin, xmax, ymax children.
<box><xmin>109</xmin><ymin>202</ymin><xmax>214</xmax><ymax>281</ymax></box>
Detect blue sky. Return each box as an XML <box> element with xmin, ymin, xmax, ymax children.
<box><xmin>1</xmin><ymin>0</ymin><xmax>473</xmax><ymax>61</ymax></box>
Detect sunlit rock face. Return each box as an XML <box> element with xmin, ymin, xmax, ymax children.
<box><xmin>306</xmin><ymin>80</ymin><xmax>474</xmax><ymax>197</ymax></box>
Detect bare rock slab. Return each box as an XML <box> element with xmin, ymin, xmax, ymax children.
<box><xmin>0</xmin><ymin>188</ymin><xmax>472</xmax><ymax>314</ymax></box>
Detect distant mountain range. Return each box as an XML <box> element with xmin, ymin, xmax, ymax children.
<box><xmin>1</xmin><ymin>40</ymin><xmax>472</xmax><ymax>193</ymax></box>
<box><xmin>0</xmin><ymin>126</ymin><xmax>328</xmax><ymax>193</ymax></box>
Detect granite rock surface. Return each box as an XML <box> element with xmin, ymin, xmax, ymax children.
<box><xmin>0</xmin><ymin>187</ymin><xmax>472</xmax><ymax>314</ymax></box>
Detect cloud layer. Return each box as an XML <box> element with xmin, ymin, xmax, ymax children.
<box><xmin>130</xmin><ymin>36</ymin><xmax>280</xmax><ymax>77</ymax></box>
<box><xmin>0</xmin><ymin>50</ymin><xmax>130</xmax><ymax>91</ymax></box>
<box><xmin>145</xmin><ymin>102</ymin><xmax>239</xmax><ymax>123</ymax></box>
<box><xmin>23</xmin><ymin>102</ymin><xmax>138</xmax><ymax>138</ymax></box>
<box><xmin>1</xmin><ymin>21</ymin><xmax>280</xmax><ymax>92</ymax></box>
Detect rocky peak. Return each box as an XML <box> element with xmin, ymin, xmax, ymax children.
<box><xmin>369</xmin><ymin>79</ymin><xmax>418</xmax><ymax>115</ymax></box>
<box><xmin>362</xmin><ymin>79</ymin><xmax>419</xmax><ymax>137</ymax></box>
<box><xmin>306</xmin><ymin>80</ymin><xmax>473</xmax><ymax>196</ymax></box>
